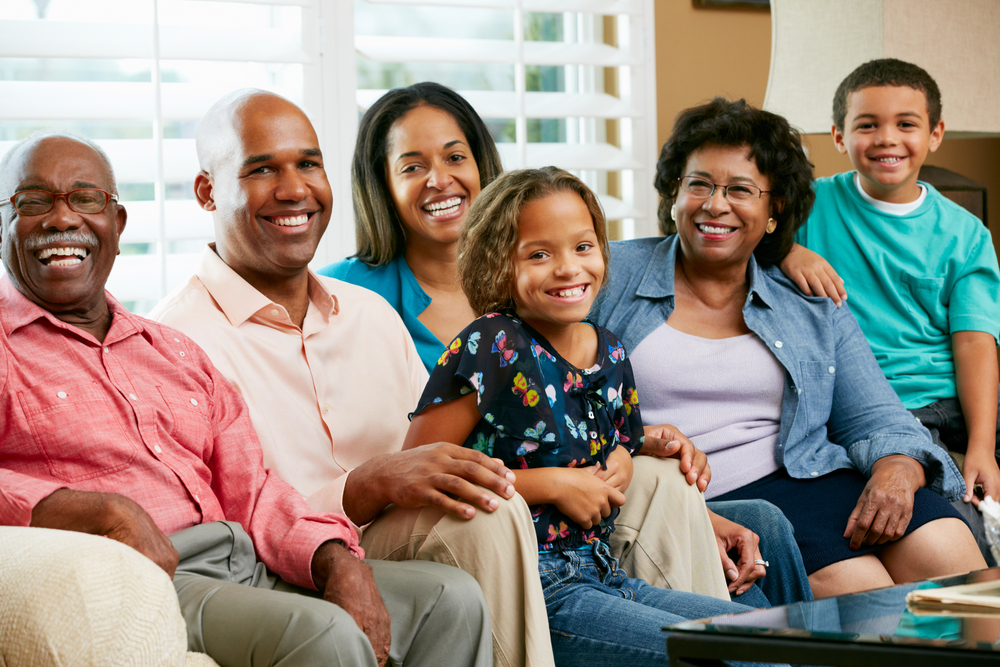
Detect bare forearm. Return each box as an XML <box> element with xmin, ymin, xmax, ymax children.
<box><xmin>341</xmin><ymin>459</ymin><xmax>393</xmax><ymax>526</ymax></box>
<box><xmin>511</xmin><ymin>467</ymin><xmax>567</xmax><ymax>505</ymax></box>
<box><xmin>30</xmin><ymin>488</ymin><xmax>112</xmax><ymax>532</ymax></box>
<box><xmin>953</xmin><ymin>331</ymin><xmax>999</xmax><ymax>457</ymax></box>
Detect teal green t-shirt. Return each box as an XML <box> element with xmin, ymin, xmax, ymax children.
<box><xmin>797</xmin><ymin>172</ymin><xmax>1000</xmax><ymax>408</ymax></box>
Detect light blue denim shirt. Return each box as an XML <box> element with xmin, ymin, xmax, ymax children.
<box><xmin>592</xmin><ymin>235</ymin><xmax>964</xmax><ymax>500</ymax></box>
<box><xmin>319</xmin><ymin>255</ymin><xmax>443</xmax><ymax>372</ymax></box>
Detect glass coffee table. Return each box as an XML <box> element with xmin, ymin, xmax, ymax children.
<box><xmin>667</xmin><ymin>567</ymin><xmax>1000</xmax><ymax>666</ymax></box>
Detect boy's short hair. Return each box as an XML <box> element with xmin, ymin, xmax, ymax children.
<box><xmin>833</xmin><ymin>58</ymin><xmax>942</xmax><ymax>132</ymax></box>
<box><xmin>458</xmin><ymin>166</ymin><xmax>610</xmax><ymax>317</ymax></box>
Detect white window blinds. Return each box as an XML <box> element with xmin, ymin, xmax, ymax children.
<box><xmin>0</xmin><ymin>0</ymin><xmax>656</xmax><ymax>314</ymax></box>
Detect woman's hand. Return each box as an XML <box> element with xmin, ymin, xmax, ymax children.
<box><xmin>551</xmin><ymin>467</ymin><xmax>627</xmax><ymax>529</ymax></box>
<box><xmin>587</xmin><ymin>445</ymin><xmax>634</xmax><ymax>494</ymax></box>
<box><xmin>844</xmin><ymin>455</ymin><xmax>925</xmax><ymax>549</ymax></box>
<box><xmin>961</xmin><ymin>449</ymin><xmax>1000</xmax><ymax>507</ymax></box>
<box><xmin>707</xmin><ymin>509</ymin><xmax>766</xmax><ymax>596</ymax></box>
<box><xmin>641</xmin><ymin>424</ymin><xmax>711</xmax><ymax>492</ymax></box>
<box><xmin>779</xmin><ymin>243</ymin><xmax>847</xmax><ymax>307</ymax></box>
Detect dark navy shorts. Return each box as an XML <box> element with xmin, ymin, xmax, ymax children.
<box><xmin>713</xmin><ymin>467</ymin><xmax>966</xmax><ymax>575</ymax></box>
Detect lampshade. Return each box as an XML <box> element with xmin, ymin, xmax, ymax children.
<box><xmin>763</xmin><ymin>0</ymin><xmax>1000</xmax><ymax>137</ymax></box>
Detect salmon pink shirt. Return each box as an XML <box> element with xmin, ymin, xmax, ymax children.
<box><xmin>0</xmin><ymin>277</ymin><xmax>360</xmax><ymax>590</ymax></box>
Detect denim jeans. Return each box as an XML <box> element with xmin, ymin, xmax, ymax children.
<box><xmin>708</xmin><ymin>499</ymin><xmax>814</xmax><ymax>606</ymax></box>
<box><xmin>539</xmin><ymin>541</ymin><xmax>780</xmax><ymax>667</ymax></box>
<box><xmin>910</xmin><ymin>394</ymin><xmax>1000</xmax><ymax>566</ymax></box>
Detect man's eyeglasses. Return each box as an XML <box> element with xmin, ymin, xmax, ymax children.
<box><xmin>678</xmin><ymin>176</ymin><xmax>770</xmax><ymax>204</ymax></box>
<box><xmin>1</xmin><ymin>189</ymin><xmax>118</xmax><ymax>216</ymax></box>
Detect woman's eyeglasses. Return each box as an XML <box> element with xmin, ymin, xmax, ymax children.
<box><xmin>678</xmin><ymin>176</ymin><xmax>770</xmax><ymax>204</ymax></box>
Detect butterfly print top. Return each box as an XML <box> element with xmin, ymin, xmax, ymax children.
<box><xmin>412</xmin><ymin>312</ymin><xmax>645</xmax><ymax>552</ymax></box>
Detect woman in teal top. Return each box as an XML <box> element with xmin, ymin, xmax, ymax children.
<box><xmin>319</xmin><ymin>82</ymin><xmax>503</xmax><ymax>371</ymax></box>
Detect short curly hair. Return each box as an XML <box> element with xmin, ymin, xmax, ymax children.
<box><xmin>654</xmin><ymin>98</ymin><xmax>815</xmax><ymax>267</ymax></box>
<box><xmin>833</xmin><ymin>58</ymin><xmax>941</xmax><ymax>133</ymax></box>
<box><xmin>459</xmin><ymin>167</ymin><xmax>610</xmax><ymax>316</ymax></box>
<box><xmin>352</xmin><ymin>82</ymin><xmax>503</xmax><ymax>266</ymax></box>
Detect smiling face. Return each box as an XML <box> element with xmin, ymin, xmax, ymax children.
<box><xmin>1</xmin><ymin>136</ymin><xmax>126</xmax><ymax>321</ymax></box>
<box><xmin>512</xmin><ymin>190</ymin><xmax>604</xmax><ymax>337</ymax></box>
<box><xmin>674</xmin><ymin>144</ymin><xmax>772</xmax><ymax>270</ymax></box>
<box><xmin>385</xmin><ymin>104</ymin><xmax>481</xmax><ymax>251</ymax></box>
<box><xmin>833</xmin><ymin>85</ymin><xmax>944</xmax><ymax>204</ymax></box>
<box><xmin>196</xmin><ymin>94</ymin><xmax>331</xmax><ymax>284</ymax></box>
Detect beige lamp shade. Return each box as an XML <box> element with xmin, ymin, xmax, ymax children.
<box><xmin>763</xmin><ymin>0</ymin><xmax>1000</xmax><ymax>137</ymax></box>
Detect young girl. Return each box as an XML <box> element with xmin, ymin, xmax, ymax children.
<box><xmin>403</xmin><ymin>167</ymin><xmax>762</xmax><ymax>666</ymax></box>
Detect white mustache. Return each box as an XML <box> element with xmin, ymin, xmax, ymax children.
<box><xmin>24</xmin><ymin>231</ymin><xmax>99</xmax><ymax>251</ymax></box>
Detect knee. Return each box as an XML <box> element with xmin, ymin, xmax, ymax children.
<box><xmin>469</xmin><ymin>490</ymin><xmax>535</xmax><ymax>535</ymax></box>
<box><xmin>287</xmin><ymin>603</ymin><xmax>377</xmax><ymax>665</ymax></box>
<box><xmin>628</xmin><ymin>457</ymin><xmax>700</xmax><ymax>506</ymax></box>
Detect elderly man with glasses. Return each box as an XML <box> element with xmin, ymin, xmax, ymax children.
<box><xmin>0</xmin><ymin>131</ymin><xmax>491</xmax><ymax>667</ymax></box>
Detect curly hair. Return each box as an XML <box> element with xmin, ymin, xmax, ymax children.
<box><xmin>833</xmin><ymin>58</ymin><xmax>941</xmax><ymax>133</ymax></box>
<box><xmin>459</xmin><ymin>167</ymin><xmax>610</xmax><ymax>316</ymax></box>
<box><xmin>352</xmin><ymin>82</ymin><xmax>504</xmax><ymax>266</ymax></box>
<box><xmin>654</xmin><ymin>98</ymin><xmax>815</xmax><ymax>267</ymax></box>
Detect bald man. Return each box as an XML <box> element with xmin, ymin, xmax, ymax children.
<box><xmin>151</xmin><ymin>89</ymin><xmax>554</xmax><ymax>667</ymax></box>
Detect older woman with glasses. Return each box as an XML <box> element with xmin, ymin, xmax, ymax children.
<box><xmin>594</xmin><ymin>97</ymin><xmax>986</xmax><ymax>598</ymax></box>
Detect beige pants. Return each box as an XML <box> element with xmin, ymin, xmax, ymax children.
<box><xmin>360</xmin><ymin>456</ymin><xmax>727</xmax><ymax>667</ymax></box>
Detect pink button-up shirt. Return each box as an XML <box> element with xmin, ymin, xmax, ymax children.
<box><xmin>0</xmin><ymin>277</ymin><xmax>360</xmax><ymax>589</ymax></box>
<box><xmin>149</xmin><ymin>247</ymin><xmax>428</xmax><ymax>520</ymax></box>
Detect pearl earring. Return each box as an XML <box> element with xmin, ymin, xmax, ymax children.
<box><xmin>670</xmin><ymin>204</ymin><xmax>677</xmax><ymax>222</ymax></box>
<box><xmin>765</xmin><ymin>218</ymin><xmax>777</xmax><ymax>234</ymax></box>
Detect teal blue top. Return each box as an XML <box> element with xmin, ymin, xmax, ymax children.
<box><xmin>797</xmin><ymin>172</ymin><xmax>1000</xmax><ymax>408</ymax></box>
<box><xmin>318</xmin><ymin>256</ymin><xmax>444</xmax><ymax>372</ymax></box>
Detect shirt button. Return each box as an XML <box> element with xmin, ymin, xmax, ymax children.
<box><xmin>270</xmin><ymin>308</ymin><xmax>280</xmax><ymax>316</ymax></box>
<box><xmin>129</xmin><ymin>393</ymin><xmax>138</xmax><ymax>401</ymax></box>
<box><xmin>323</xmin><ymin>402</ymin><xmax>331</xmax><ymax>412</ymax></box>
<box><xmin>828</xmin><ymin>366</ymin><xmax>835</xmax><ymax>374</ymax></box>
<box><xmin>194</xmin><ymin>494</ymin><xmax>200</xmax><ymax>503</ymax></box>
<box><xmin>174</xmin><ymin>338</ymin><xmax>180</xmax><ymax>343</ymax></box>
<box><xmin>56</xmin><ymin>391</ymin><xmax>67</xmax><ymax>399</ymax></box>
<box><xmin>797</xmin><ymin>388</ymin><xmax>803</xmax><ymax>395</ymax></box>
<box><xmin>154</xmin><ymin>445</ymin><xmax>162</xmax><ymax>454</ymax></box>
<box><xmin>810</xmin><ymin>471</ymin><xmax>819</xmax><ymax>477</ymax></box>
<box><xmin>190</xmin><ymin>398</ymin><xmax>198</xmax><ymax>406</ymax></box>
<box><xmin>588</xmin><ymin>411</ymin><xmax>595</xmax><ymax>419</ymax></box>
<box><xmin>104</xmin><ymin>347</ymin><xmax>110</xmax><ymax>354</ymax></box>
<box><xmin>774</xmin><ymin>341</ymin><xmax>783</xmax><ymax>348</ymax></box>
<box><xmin>179</xmin><ymin>351</ymin><xmax>185</xmax><ymax>357</ymax></box>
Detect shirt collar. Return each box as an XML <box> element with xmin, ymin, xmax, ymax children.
<box><xmin>633</xmin><ymin>234</ymin><xmax>775</xmax><ymax>310</ymax></box>
<box><xmin>0</xmin><ymin>274</ymin><xmax>145</xmax><ymax>344</ymax></box>
<box><xmin>196</xmin><ymin>244</ymin><xmax>339</xmax><ymax>328</ymax></box>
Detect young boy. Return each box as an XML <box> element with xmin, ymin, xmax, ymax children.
<box><xmin>783</xmin><ymin>59</ymin><xmax>1000</xmax><ymax>515</ymax></box>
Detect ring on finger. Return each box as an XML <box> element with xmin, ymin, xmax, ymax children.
<box><xmin>754</xmin><ymin>559</ymin><xmax>769</xmax><ymax>567</ymax></box>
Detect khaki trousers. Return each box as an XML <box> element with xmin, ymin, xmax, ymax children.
<box><xmin>360</xmin><ymin>458</ymin><xmax>727</xmax><ymax>667</ymax></box>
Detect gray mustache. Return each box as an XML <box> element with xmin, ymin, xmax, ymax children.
<box><xmin>24</xmin><ymin>231</ymin><xmax>100</xmax><ymax>251</ymax></box>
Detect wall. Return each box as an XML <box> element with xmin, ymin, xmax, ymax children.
<box><xmin>653</xmin><ymin>1</ymin><xmax>1000</xmax><ymax>262</ymax></box>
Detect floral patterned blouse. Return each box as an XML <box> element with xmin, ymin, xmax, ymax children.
<box><xmin>412</xmin><ymin>312</ymin><xmax>645</xmax><ymax>552</ymax></box>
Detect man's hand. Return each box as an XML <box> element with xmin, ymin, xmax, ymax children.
<box><xmin>312</xmin><ymin>541</ymin><xmax>391</xmax><ymax>667</ymax></box>
<box><xmin>552</xmin><ymin>467</ymin><xmax>626</xmax><ymax>529</ymax></box>
<box><xmin>344</xmin><ymin>443</ymin><xmax>517</xmax><ymax>525</ymax></box>
<box><xmin>641</xmin><ymin>424</ymin><xmax>710</xmax><ymax>491</ymax></box>
<box><xmin>707</xmin><ymin>509</ymin><xmax>766</xmax><ymax>596</ymax></box>
<box><xmin>844</xmin><ymin>455</ymin><xmax>925</xmax><ymax>549</ymax></box>
<box><xmin>30</xmin><ymin>488</ymin><xmax>179</xmax><ymax>577</ymax></box>
<box><xmin>587</xmin><ymin>445</ymin><xmax>633</xmax><ymax>493</ymax></box>
<box><xmin>779</xmin><ymin>243</ymin><xmax>847</xmax><ymax>307</ymax></box>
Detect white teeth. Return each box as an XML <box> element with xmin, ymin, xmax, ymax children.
<box><xmin>36</xmin><ymin>247</ymin><xmax>88</xmax><ymax>264</ymax></box>
<box><xmin>270</xmin><ymin>214</ymin><xmax>308</xmax><ymax>227</ymax></box>
<box><xmin>698</xmin><ymin>224</ymin><xmax>733</xmax><ymax>235</ymax></box>
<box><xmin>424</xmin><ymin>197</ymin><xmax>461</xmax><ymax>216</ymax></box>
<box><xmin>874</xmin><ymin>157</ymin><xmax>902</xmax><ymax>163</ymax></box>
<box><xmin>553</xmin><ymin>287</ymin><xmax>585</xmax><ymax>298</ymax></box>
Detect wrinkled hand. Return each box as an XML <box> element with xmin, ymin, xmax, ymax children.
<box><xmin>313</xmin><ymin>542</ymin><xmax>391</xmax><ymax>666</ymax></box>
<box><xmin>553</xmin><ymin>467</ymin><xmax>626</xmax><ymax>529</ymax></box>
<box><xmin>708</xmin><ymin>509</ymin><xmax>766</xmax><ymax>596</ymax></box>
<box><xmin>844</xmin><ymin>455</ymin><xmax>925</xmax><ymax>549</ymax></box>
<box><xmin>961</xmin><ymin>449</ymin><xmax>1000</xmax><ymax>507</ymax></box>
<box><xmin>780</xmin><ymin>243</ymin><xmax>847</xmax><ymax>307</ymax></box>
<box><xmin>588</xmin><ymin>444</ymin><xmax>634</xmax><ymax>493</ymax></box>
<box><xmin>348</xmin><ymin>443</ymin><xmax>517</xmax><ymax>524</ymax></box>
<box><xmin>30</xmin><ymin>489</ymin><xmax>179</xmax><ymax>577</ymax></box>
<box><xmin>641</xmin><ymin>424</ymin><xmax>710</xmax><ymax>491</ymax></box>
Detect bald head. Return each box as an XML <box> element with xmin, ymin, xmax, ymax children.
<box><xmin>196</xmin><ymin>89</ymin><xmax>309</xmax><ymax>177</ymax></box>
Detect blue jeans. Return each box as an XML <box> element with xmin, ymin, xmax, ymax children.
<box><xmin>708</xmin><ymin>499</ymin><xmax>814</xmax><ymax>606</ymax></box>
<box><xmin>539</xmin><ymin>541</ymin><xmax>778</xmax><ymax>667</ymax></box>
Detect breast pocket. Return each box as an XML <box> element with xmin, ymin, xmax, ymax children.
<box><xmin>155</xmin><ymin>385</ymin><xmax>212</xmax><ymax>445</ymax></box>
<box><xmin>17</xmin><ymin>382</ymin><xmax>137</xmax><ymax>483</ymax></box>
<box><xmin>899</xmin><ymin>272</ymin><xmax>948</xmax><ymax>332</ymax></box>
<box><xmin>797</xmin><ymin>360</ymin><xmax>836</xmax><ymax>428</ymax></box>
